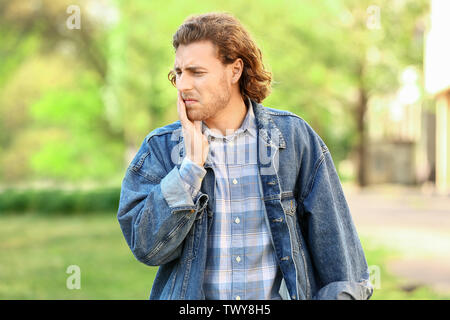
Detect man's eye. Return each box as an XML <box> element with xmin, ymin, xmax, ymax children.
<box><xmin>175</xmin><ymin>71</ymin><xmax>204</xmax><ymax>76</ymax></box>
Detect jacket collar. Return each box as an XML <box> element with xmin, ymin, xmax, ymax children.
<box><xmin>251</xmin><ymin>99</ymin><xmax>286</xmax><ymax>149</ymax></box>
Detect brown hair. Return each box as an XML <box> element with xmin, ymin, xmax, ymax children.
<box><xmin>168</xmin><ymin>12</ymin><xmax>272</xmax><ymax>103</ymax></box>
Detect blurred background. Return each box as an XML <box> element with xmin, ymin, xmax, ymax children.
<box><xmin>1</xmin><ymin>0</ymin><xmax>449</xmax><ymax>299</ymax></box>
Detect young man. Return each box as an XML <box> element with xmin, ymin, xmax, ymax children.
<box><xmin>117</xmin><ymin>12</ymin><xmax>373</xmax><ymax>300</ymax></box>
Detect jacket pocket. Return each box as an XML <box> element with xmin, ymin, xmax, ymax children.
<box><xmin>283</xmin><ymin>197</ymin><xmax>312</xmax><ymax>299</ymax></box>
<box><xmin>184</xmin><ymin>208</ymin><xmax>206</xmax><ymax>261</ymax></box>
<box><xmin>283</xmin><ymin>198</ymin><xmax>300</xmax><ymax>253</ymax></box>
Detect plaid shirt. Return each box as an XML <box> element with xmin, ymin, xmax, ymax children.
<box><xmin>179</xmin><ymin>99</ymin><xmax>282</xmax><ymax>300</ymax></box>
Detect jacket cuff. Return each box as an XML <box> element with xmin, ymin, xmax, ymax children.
<box><xmin>161</xmin><ymin>166</ymin><xmax>198</xmax><ymax>208</ymax></box>
<box><xmin>179</xmin><ymin>157</ymin><xmax>207</xmax><ymax>198</ymax></box>
<box><xmin>314</xmin><ymin>280</ymin><xmax>373</xmax><ymax>300</ymax></box>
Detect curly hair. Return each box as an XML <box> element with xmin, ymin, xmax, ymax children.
<box><xmin>168</xmin><ymin>12</ymin><xmax>272</xmax><ymax>103</ymax></box>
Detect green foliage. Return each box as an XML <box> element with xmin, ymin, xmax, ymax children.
<box><xmin>27</xmin><ymin>74</ymin><xmax>125</xmax><ymax>182</ymax></box>
<box><xmin>30</xmin><ymin>76</ymin><xmax>103</xmax><ymax>130</ymax></box>
<box><xmin>0</xmin><ymin>188</ymin><xmax>120</xmax><ymax>214</ymax></box>
<box><xmin>0</xmin><ymin>0</ymin><xmax>429</xmax><ymax>185</ymax></box>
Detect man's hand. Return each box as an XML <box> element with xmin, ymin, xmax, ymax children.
<box><xmin>177</xmin><ymin>91</ymin><xmax>209</xmax><ymax>167</ymax></box>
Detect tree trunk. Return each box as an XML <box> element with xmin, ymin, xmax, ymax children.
<box><xmin>356</xmin><ymin>84</ymin><xmax>368</xmax><ymax>187</ymax></box>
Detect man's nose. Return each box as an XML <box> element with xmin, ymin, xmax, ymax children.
<box><xmin>176</xmin><ymin>73</ymin><xmax>194</xmax><ymax>92</ymax></box>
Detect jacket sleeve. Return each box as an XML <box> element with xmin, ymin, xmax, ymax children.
<box><xmin>300</xmin><ymin>142</ymin><xmax>373</xmax><ymax>300</ymax></box>
<box><xmin>117</xmin><ymin>135</ymin><xmax>208</xmax><ymax>266</ymax></box>
<box><xmin>179</xmin><ymin>156</ymin><xmax>207</xmax><ymax>199</ymax></box>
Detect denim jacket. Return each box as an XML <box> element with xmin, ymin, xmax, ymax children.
<box><xmin>117</xmin><ymin>99</ymin><xmax>373</xmax><ymax>300</ymax></box>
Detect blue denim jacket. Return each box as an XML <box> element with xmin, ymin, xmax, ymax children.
<box><xmin>117</xmin><ymin>99</ymin><xmax>373</xmax><ymax>300</ymax></box>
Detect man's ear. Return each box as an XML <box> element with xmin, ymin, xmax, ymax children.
<box><xmin>230</xmin><ymin>58</ymin><xmax>244</xmax><ymax>84</ymax></box>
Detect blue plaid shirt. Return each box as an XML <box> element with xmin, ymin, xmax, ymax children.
<box><xmin>179</xmin><ymin>99</ymin><xmax>282</xmax><ymax>300</ymax></box>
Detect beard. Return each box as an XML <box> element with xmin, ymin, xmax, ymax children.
<box><xmin>185</xmin><ymin>79</ymin><xmax>231</xmax><ymax>122</ymax></box>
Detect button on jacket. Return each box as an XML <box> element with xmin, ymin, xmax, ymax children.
<box><xmin>117</xmin><ymin>99</ymin><xmax>373</xmax><ymax>300</ymax></box>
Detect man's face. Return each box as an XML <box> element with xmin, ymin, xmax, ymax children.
<box><xmin>174</xmin><ymin>40</ymin><xmax>232</xmax><ymax>121</ymax></box>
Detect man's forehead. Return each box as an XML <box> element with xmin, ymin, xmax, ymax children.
<box><xmin>173</xmin><ymin>60</ymin><xmax>208</xmax><ymax>70</ymax></box>
<box><xmin>174</xmin><ymin>41</ymin><xmax>220</xmax><ymax>68</ymax></box>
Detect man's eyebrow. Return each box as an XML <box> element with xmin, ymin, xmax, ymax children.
<box><xmin>173</xmin><ymin>65</ymin><xmax>207</xmax><ymax>72</ymax></box>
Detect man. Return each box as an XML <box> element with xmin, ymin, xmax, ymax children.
<box><xmin>117</xmin><ymin>12</ymin><xmax>373</xmax><ymax>300</ymax></box>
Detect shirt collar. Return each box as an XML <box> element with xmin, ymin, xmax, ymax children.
<box><xmin>202</xmin><ymin>97</ymin><xmax>257</xmax><ymax>141</ymax></box>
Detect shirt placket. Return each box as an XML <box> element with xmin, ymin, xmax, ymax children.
<box><xmin>226</xmin><ymin>136</ymin><xmax>244</xmax><ymax>301</ymax></box>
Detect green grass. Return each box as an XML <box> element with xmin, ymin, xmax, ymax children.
<box><xmin>0</xmin><ymin>213</ymin><xmax>448</xmax><ymax>299</ymax></box>
<box><xmin>0</xmin><ymin>213</ymin><xmax>157</xmax><ymax>299</ymax></box>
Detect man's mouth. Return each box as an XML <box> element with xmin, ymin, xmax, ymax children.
<box><xmin>183</xmin><ymin>99</ymin><xmax>198</xmax><ymax>106</ymax></box>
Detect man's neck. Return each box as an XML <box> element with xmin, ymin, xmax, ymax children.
<box><xmin>203</xmin><ymin>95</ymin><xmax>248</xmax><ymax>136</ymax></box>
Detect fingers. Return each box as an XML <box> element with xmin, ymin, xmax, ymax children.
<box><xmin>194</xmin><ymin>120</ymin><xmax>202</xmax><ymax>132</ymax></box>
<box><xmin>177</xmin><ymin>91</ymin><xmax>189</xmax><ymax>126</ymax></box>
<box><xmin>177</xmin><ymin>94</ymin><xmax>208</xmax><ymax>167</ymax></box>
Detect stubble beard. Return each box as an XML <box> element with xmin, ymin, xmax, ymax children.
<box><xmin>186</xmin><ymin>81</ymin><xmax>231</xmax><ymax>122</ymax></box>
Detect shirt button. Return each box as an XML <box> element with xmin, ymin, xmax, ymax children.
<box><xmin>235</xmin><ymin>217</ymin><xmax>240</xmax><ymax>224</ymax></box>
<box><xmin>232</xmin><ymin>178</ymin><xmax>238</xmax><ymax>184</ymax></box>
<box><xmin>236</xmin><ymin>256</ymin><xmax>241</xmax><ymax>263</ymax></box>
<box><xmin>235</xmin><ymin>296</ymin><xmax>241</xmax><ymax>300</ymax></box>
